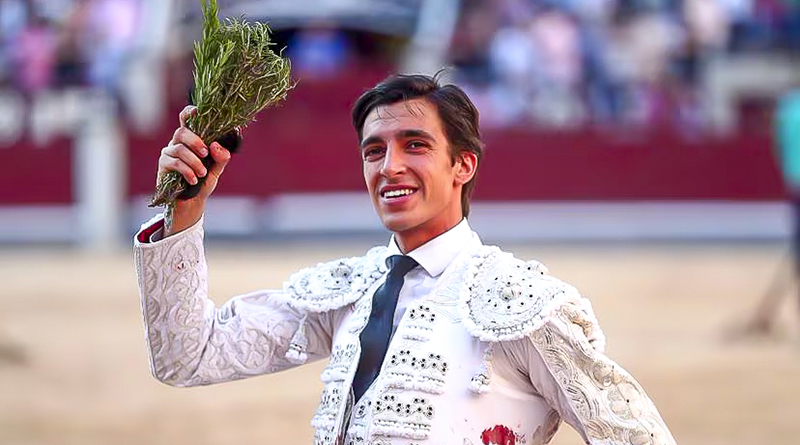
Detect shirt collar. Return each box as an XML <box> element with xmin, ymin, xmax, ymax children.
<box><xmin>385</xmin><ymin>219</ymin><xmax>475</xmax><ymax>277</ymax></box>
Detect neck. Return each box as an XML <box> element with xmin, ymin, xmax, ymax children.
<box><xmin>394</xmin><ymin>218</ymin><xmax>462</xmax><ymax>253</ymax></box>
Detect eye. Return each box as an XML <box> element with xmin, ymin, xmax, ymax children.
<box><xmin>407</xmin><ymin>140</ymin><xmax>428</xmax><ymax>150</ymax></box>
<box><xmin>363</xmin><ymin>146</ymin><xmax>384</xmax><ymax>160</ymax></box>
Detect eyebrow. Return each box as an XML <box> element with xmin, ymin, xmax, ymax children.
<box><xmin>359</xmin><ymin>129</ymin><xmax>437</xmax><ymax>150</ymax></box>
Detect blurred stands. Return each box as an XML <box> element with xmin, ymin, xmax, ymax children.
<box><xmin>449</xmin><ymin>0</ymin><xmax>800</xmax><ymax>131</ymax></box>
<box><xmin>0</xmin><ymin>0</ymin><xmax>793</xmax><ymax>246</ymax></box>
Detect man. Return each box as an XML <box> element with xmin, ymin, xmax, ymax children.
<box><xmin>134</xmin><ymin>74</ymin><xmax>676</xmax><ymax>445</ymax></box>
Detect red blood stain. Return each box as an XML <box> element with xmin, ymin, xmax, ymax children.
<box><xmin>481</xmin><ymin>425</ymin><xmax>516</xmax><ymax>445</ymax></box>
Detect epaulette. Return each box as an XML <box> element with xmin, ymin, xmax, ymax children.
<box><xmin>282</xmin><ymin>246</ymin><xmax>387</xmax><ymax>364</ymax></box>
<box><xmin>283</xmin><ymin>246</ymin><xmax>388</xmax><ymax>313</ymax></box>
<box><xmin>458</xmin><ymin>247</ymin><xmax>583</xmax><ymax>343</ymax></box>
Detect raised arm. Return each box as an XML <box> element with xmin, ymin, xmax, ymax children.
<box><xmin>134</xmin><ymin>108</ymin><xmax>332</xmax><ymax>387</ymax></box>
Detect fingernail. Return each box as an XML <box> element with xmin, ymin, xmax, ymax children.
<box><xmin>200</xmin><ymin>147</ymin><xmax>208</xmax><ymax>157</ymax></box>
<box><xmin>200</xmin><ymin>168</ymin><xmax>207</xmax><ymax>177</ymax></box>
<box><xmin>190</xmin><ymin>177</ymin><xmax>198</xmax><ymax>185</ymax></box>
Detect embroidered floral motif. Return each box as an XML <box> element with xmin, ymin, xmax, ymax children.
<box><xmin>348</xmin><ymin>295</ymin><xmax>377</xmax><ymax>334</ymax></box>
<box><xmin>529</xmin><ymin>303</ymin><xmax>676</xmax><ymax>445</ymax></box>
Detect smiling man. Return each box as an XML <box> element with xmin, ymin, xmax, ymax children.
<box><xmin>134</xmin><ymin>74</ymin><xmax>677</xmax><ymax>445</ymax></box>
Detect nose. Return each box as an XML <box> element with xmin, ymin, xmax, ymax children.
<box><xmin>379</xmin><ymin>144</ymin><xmax>406</xmax><ymax>177</ymax></box>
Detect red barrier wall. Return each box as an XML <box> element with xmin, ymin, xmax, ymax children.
<box><xmin>0</xmin><ymin>135</ymin><xmax>73</xmax><ymax>204</ymax></box>
<box><xmin>0</xmin><ymin>69</ymin><xmax>786</xmax><ymax>204</ymax></box>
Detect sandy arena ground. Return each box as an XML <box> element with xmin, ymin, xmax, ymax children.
<box><xmin>1</xmin><ymin>239</ymin><xmax>798</xmax><ymax>445</ymax></box>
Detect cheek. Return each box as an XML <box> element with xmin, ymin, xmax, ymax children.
<box><xmin>362</xmin><ymin>163</ymin><xmax>372</xmax><ymax>182</ymax></box>
<box><xmin>364</xmin><ymin>165</ymin><xmax>378</xmax><ymax>191</ymax></box>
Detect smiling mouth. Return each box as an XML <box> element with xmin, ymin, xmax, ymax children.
<box><xmin>381</xmin><ymin>188</ymin><xmax>417</xmax><ymax>199</ymax></box>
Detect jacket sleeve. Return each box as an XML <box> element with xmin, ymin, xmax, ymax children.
<box><xmin>524</xmin><ymin>299</ymin><xmax>677</xmax><ymax>445</ymax></box>
<box><xmin>133</xmin><ymin>215</ymin><xmax>333</xmax><ymax>387</ymax></box>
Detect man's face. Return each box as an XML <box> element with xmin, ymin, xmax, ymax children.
<box><xmin>361</xmin><ymin>98</ymin><xmax>475</xmax><ymax>251</ymax></box>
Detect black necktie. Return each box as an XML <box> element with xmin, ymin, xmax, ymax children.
<box><xmin>352</xmin><ymin>255</ymin><xmax>418</xmax><ymax>402</ymax></box>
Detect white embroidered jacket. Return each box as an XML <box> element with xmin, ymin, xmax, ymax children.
<box><xmin>134</xmin><ymin>217</ymin><xmax>676</xmax><ymax>445</ymax></box>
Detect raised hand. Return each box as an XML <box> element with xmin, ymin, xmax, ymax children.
<box><xmin>157</xmin><ymin>106</ymin><xmax>233</xmax><ymax>236</ymax></box>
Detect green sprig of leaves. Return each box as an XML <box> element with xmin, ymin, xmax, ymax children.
<box><xmin>151</xmin><ymin>0</ymin><xmax>292</xmax><ymax>207</ymax></box>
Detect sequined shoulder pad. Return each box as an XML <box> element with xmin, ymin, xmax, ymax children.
<box><xmin>458</xmin><ymin>247</ymin><xmax>587</xmax><ymax>343</ymax></box>
<box><xmin>283</xmin><ymin>246</ymin><xmax>388</xmax><ymax>313</ymax></box>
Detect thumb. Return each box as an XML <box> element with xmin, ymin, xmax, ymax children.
<box><xmin>208</xmin><ymin>142</ymin><xmax>231</xmax><ymax>179</ymax></box>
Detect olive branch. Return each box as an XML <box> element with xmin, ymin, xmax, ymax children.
<box><xmin>150</xmin><ymin>0</ymin><xmax>293</xmax><ymax>208</ymax></box>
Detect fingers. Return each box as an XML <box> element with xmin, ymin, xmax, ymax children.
<box><xmin>171</xmin><ymin>126</ymin><xmax>208</xmax><ymax>159</ymax></box>
<box><xmin>160</xmin><ymin>105</ymin><xmax>236</xmax><ymax>197</ymax></box>
<box><xmin>159</xmin><ymin>143</ymin><xmax>208</xmax><ymax>185</ymax></box>
<box><xmin>170</xmin><ymin>143</ymin><xmax>208</xmax><ymax>176</ymax></box>
<box><xmin>159</xmin><ymin>150</ymin><xmax>200</xmax><ymax>185</ymax></box>
<box><xmin>179</xmin><ymin>105</ymin><xmax>197</xmax><ymax>127</ymax></box>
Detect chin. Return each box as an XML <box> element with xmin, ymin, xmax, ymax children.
<box><xmin>379</xmin><ymin>213</ymin><xmax>419</xmax><ymax>234</ymax></box>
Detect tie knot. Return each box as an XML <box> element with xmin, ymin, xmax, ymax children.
<box><xmin>387</xmin><ymin>255</ymin><xmax>418</xmax><ymax>277</ymax></box>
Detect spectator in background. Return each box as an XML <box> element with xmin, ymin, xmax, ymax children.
<box><xmin>455</xmin><ymin>1</ymin><xmax>589</xmax><ymax>128</ymax></box>
<box><xmin>448</xmin><ymin>0</ymin><xmax>502</xmax><ymax>126</ymax></box>
<box><xmin>528</xmin><ymin>6</ymin><xmax>586</xmax><ymax>127</ymax></box>
<box><xmin>447</xmin><ymin>0</ymin><xmax>762</xmax><ymax>132</ymax></box>
<box><xmin>719</xmin><ymin>0</ymin><xmax>758</xmax><ymax>51</ymax></box>
<box><xmin>778</xmin><ymin>0</ymin><xmax>800</xmax><ymax>51</ymax></box>
<box><xmin>0</xmin><ymin>0</ymin><xmax>30</xmax><ymax>86</ymax></box>
<box><xmin>685</xmin><ymin>0</ymin><xmax>731</xmax><ymax>52</ymax></box>
<box><xmin>10</xmin><ymin>9</ymin><xmax>58</xmax><ymax>94</ymax></box>
<box><xmin>485</xmin><ymin>20</ymin><xmax>536</xmax><ymax>127</ymax></box>
<box><xmin>54</xmin><ymin>0</ymin><xmax>88</xmax><ymax>87</ymax></box>
<box><xmin>449</xmin><ymin>0</ymin><xmax>499</xmax><ymax>88</ymax></box>
<box><xmin>576</xmin><ymin>0</ymin><xmax>627</xmax><ymax>126</ymax></box>
<box><xmin>82</xmin><ymin>0</ymin><xmax>140</xmax><ymax>96</ymax></box>
<box><xmin>1</xmin><ymin>0</ymin><xmax>142</xmax><ymax>96</ymax></box>
<box><xmin>287</xmin><ymin>21</ymin><xmax>352</xmax><ymax>80</ymax></box>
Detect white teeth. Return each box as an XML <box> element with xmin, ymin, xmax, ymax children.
<box><xmin>384</xmin><ymin>188</ymin><xmax>414</xmax><ymax>198</ymax></box>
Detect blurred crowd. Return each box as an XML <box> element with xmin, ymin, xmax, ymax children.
<box><xmin>0</xmin><ymin>0</ymin><xmax>142</xmax><ymax>98</ymax></box>
<box><xmin>2</xmin><ymin>0</ymin><xmax>798</xmax><ymax>133</ymax></box>
<box><xmin>449</xmin><ymin>0</ymin><xmax>800</xmax><ymax>130</ymax></box>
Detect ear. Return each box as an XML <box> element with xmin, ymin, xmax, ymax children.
<box><xmin>454</xmin><ymin>151</ymin><xmax>478</xmax><ymax>186</ymax></box>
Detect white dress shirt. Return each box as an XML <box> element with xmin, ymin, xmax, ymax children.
<box><xmin>384</xmin><ymin>218</ymin><xmax>477</xmax><ymax>329</ymax></box>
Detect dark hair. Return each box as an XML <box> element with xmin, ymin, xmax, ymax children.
<box><xmin>352</xmin><ymin>73</ymin><xmax>484</xmax><ymax>217</ymax></box>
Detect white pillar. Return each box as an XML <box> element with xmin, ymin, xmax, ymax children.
<box><xmin>73</xmin><ymin>90</ymin><xmax>127</xmax><ymax>252</ymax></box>
<box><xmin>401</xmin><ymin>0</ymin><xmax>462</xmax><ymax>76</ymax></box>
